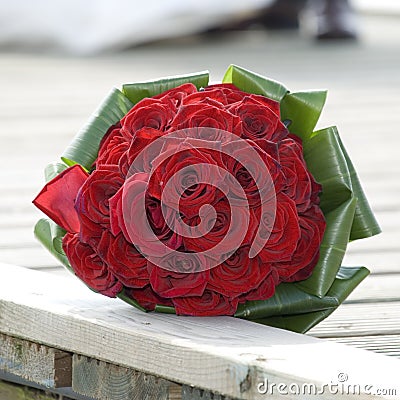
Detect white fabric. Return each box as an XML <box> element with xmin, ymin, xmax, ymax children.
<box><xmin>0</xmin><ymin>0</ymin><xmax>272</xmax><ymax>54</ymax></box>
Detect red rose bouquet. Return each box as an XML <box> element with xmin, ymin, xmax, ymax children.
<box><xmin>33</xmin><ymin>65</ymin><xmax>380</xmax><ymax>333</ymax></box>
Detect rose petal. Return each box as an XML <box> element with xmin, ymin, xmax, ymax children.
<box><xmin>33</xmin><ymin>165</ymin><xmax>88</xmax><ymax>233</ymax></box>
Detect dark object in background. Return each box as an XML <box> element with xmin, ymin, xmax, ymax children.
<box><xmin>257</xmin><ymin>0</ymin><xmax>307</xmax><ymax>30</ymax></box>
<box><xmin>308</xmin><ymin>0</ymin><xmax>358</xmax><ymax>39</ymax></box>
<box><xmin>206</xmin><ymin>0</ymin><xmax>358</xmax><ymax>41</ymax></box>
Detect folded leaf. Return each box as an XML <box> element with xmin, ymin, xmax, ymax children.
<box><xmin>296</xmin><ymin>127</ymin><xmax>357</xmax><ymax>297</ymax></box>
<box><xmin>297</xmin><ymin>197</ymin><xmax>356</xmax><ymax>297</ymax></box>
<box><xmin>235</xmin><ymin>282</ymin><xmax>339</xmax><ymax>320</ymax></box>
<box><xmin>250</xmin><ymin>266</ymin><xmax>369</xmax><ymax>333</ymax></box>
<box><xmin>34</xmin><ymin>218</ymin><xmax>72</xmax><ymax>272</ymax></box>
<box><xmin>223</xmin><ymin>65</ymin><xmax>288</xmax><ymax>102</ymax></box>
<box><xmin>335</xmin><ymin>131</ymin><xmax>381</xmax><ymax>240</ymax></box>
<box><xmin>303</xmin><ymin>127</ymin><xmax>353</xmax><ymax>213</ymax></box>
<box><xmin>117</xmin><ymin>289</ymin><xmax>147</xmax><ymax>313</ymax></box>
<box><xmin>280</xmin><ymin>90</ymin><xmax>327</xmax><ymax>139</ymax></box>
<box><xmin>62</xmin><ymin>88</ymin><xmax>134</xmax><ymax>170</ymax></box>
<box><xmin>155</xmin><ymin>305</ymin><xmax>176</xmax><ymax>314</ymax></box>
<box><xmin>123</xmin><ymin>71</ymin><xmax>209</xmax><ymax>104</ymax></box>
<box><xmin>44</xmin><ymin>162</ymin><xmax>68</xmax><ymax>182</ymax></box>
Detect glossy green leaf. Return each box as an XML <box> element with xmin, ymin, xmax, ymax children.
<box><xmin>304</xmin><ymin>126</ymin><xmax>380</xmax><ymax>241</ymax></box>
<box><xmin>297</xmin><ymin>197</ymin><xmax>357</xmax><ymax>297</ymax></box>
<box><xmin>235</xmin><ymin>282</ymin><xmax>339</xmax><ymax>320</ymax></box>
<box><xmin>335</xmin><ymin>132</ymin><xmax>381</xmax><ymax>240</ymax></box>
<box><xmin>44</xmin><ymin>162</ymin><xmax>68</xmax><ymax>182</ymax></box>
<box><xmin>34</xmin><ymin>218</ymin><xmax>71</xmax><ymax>272</ymax></box>
<box><xmin>295</xmin><ymin>127</ymin><xmax>356</xmax><ymax>297</ymax></box>
<box><xmin>280</xmin><ymin>90</ymin><xmax>327</xmax><ymax>139</ymax></box>
<box><xmin>154</xmin><ymin>305</ymin><xmax>176</xmax><ymax>314</ymax></box>
<box><xmin>61</xmin><ymin>88</ymin><xmax>134</xmax><ymax>170</ymax></box>
<box><xmin>117</xmin><ymin>289</ymin><xmax>147</xmax><ymax>313</ymax></box>
<box><xmin>260</xmin><ymin>309</ymin><xmax>334</xmax><ymax>334</ymax></box>
<box><xmin>122</xmin><ymin>71</ymin><xmax>209</xmax><ymax>104</ymax></box>
<box><xmin>303</xmin><ymin>127</ymin><xmax>353</xmax><ymax>213</ymax></box>
<box><xmin>222</xmin><ymin>65</ymin><xmax>288</xmax><ymax>101</ymax></box>
<box><xmin>250</xmin><ymin>266</ymin><xmax>369</xmax><ymax>333</ymax></box>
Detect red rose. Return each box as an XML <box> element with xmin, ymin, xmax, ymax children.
<box><xmin>182</xmin><ymin>84</ymin><xmax>256</xmax><ymax>108</ymax></box>
<box><xmin>172</xmin><ymin>289</ymin><xmax>238</xmax><ymax>316</ymax></box>
<box><xmin>147</xmin><ymin>253</ymin><xmax>209</xmax><ymax>298</ymax></box>
<box><xmin>75</xmin><ymin>166</ymin><xmax>124</xmax><ymax>243</ymax></box>
<box><xmin>168</xmin><ymin>103</ymin><xmax>243</xmax><ymax>137</ymax></box>
<box><xmin>244</xmin><ymin>93</ymin><xmax>281</xmax><ymax>116</ymax></box>
<box><xmin>229</xmin><ymin>96</ymin><xmax>288</xmax><ymax>141</ymax></box>
<box><xmin>97</xmin><ymin>230</ymin><xmax>148</xmax><ymax>289</ymax></box>
<box><xmin>109</xmin><ymin>172</ymin><xmax>147</xmax><ymax>239</ymax></box>
<box><xmin>152</xmin><ymin>83</ymin><xmax>197</xmax><ymax>107</ymax></box>
<box><xmin>208</xmin><ymin>246</ymin><xmax>272</xmax><ymax>298</ymax></box>
<box><xmin>203</xmin><ymin>83</ymin><xmax>252</xmax><ymax>105</ymax></box>
<box><xmin>168</xmin><ymin>125</ymin><xmax>238</xmax><ymax>144</ymax></box>
<box><xmin>240</xmin><ymin>269</ymin><xmax>279</xmax><ymax>302</ymax></box>
<box><xmin>147</xmin><ymin>141</ymin><xmax>226</xmax><ymax>219</ymax></box>
<box><xmin>275</xmin><ymin>205</ymin><xmax>326</xmax><ymax>282</ymax></box>
<box><xmin>119</xmin><ymin>128</ymin><xmax>165</xmax><ymax>177</ymax></box>
<box><xmin>278</xmin><ymin>138</ymin><xmax>322</xmax><ymax>213</ymax></box>
<box><xmin>121</xmin><ymin>98</ymin><xmax>176</xmax><ymax>137</ymax></box>
<box><xmin>145</xmin><ymin>196</ymin><xmax>182</xmax><ymax>248</ymax></box>
<box><xmin>63</xmin><ymin>232</ymin><xmax>122</xmax><ymax>297</ymax></box>
<box><xmin>126</xmin><ymin>285</ymin><xmax>173</xmax><ymax>311</ymax></box>
<box><xmin>183</xmin><ymin>199</ymin><xmax>257</xmax><ymax>257</ymax></box>
<box><xmin>109</xmin><ymin>172</ymin><xmax>182</xmax><ymax>254</ymax></box>
<box><xmin>258</xmin><ymin>193</ymin><xmax>301</xmax><ymax>263</ymax></box>
<box><xmin>96</xmin><ymin>123</ymin><xmax>129</xmax><ymax>167</ymax></box>
<box><xmin>222</xmin><ymin>139</ymin><xmax>282</xmax><ymax>208</ymax></box>
<box><xmin>181</xmin><ymin>91</ymin><xmax>228</xmax><ymax>108</ymax></box>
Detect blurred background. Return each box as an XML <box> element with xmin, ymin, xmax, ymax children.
<box><xmin>0</xmin><ymin>0</ymin><xmax>399</xmax><ymax>352</ymax></box>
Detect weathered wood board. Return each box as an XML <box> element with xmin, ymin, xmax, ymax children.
<box><xmin>1</xmin><ymin>263</ymin><xmax>399</xmax><ymax>400</ymax></box>
<box><xmin>72</xmin><ymin>355</ymin><xmax>181</xmax><ymax>400</ymax></box>
<box><xmin>0</xmin><ymin>333</ymin><xmax>72</xmax><ymax>388</ymax></box>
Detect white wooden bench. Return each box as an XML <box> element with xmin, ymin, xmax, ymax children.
<box><xmin>1</xmin><ymin>263</ymin><xmax>399</xmax><ymax>400</ymax></box>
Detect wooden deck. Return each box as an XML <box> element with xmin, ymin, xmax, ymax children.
<box><xmin>1</xmin><ymin>12</ymin><xmax>400</xmax><ymax>399</ymax></box>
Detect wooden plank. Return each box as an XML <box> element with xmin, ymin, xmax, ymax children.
<box><xmin>0</xmin><ymin>333</ymin><xmax>72</xmax><ymax>388</ymax></box>
<box><xmin>0</xmin><ymin>214</ymin><xmax>41</xmax><ymax>229</ymax></box>
<box><xmin>345</xmin><ymin>274</ymin><xmax>400</xmax><ymax>303</ymax></box>
<box><xmin>0</xmin><ymin>226</ymin><xmax>37</xmax><ymax>247</ymax></box>
<box><xmin>308</xmin><ymin>302</ymin><xmax>400</xmax><ymax>338</ymax></box>
<box><xmin>72</xmin><ymin>355</ymin><xmax>182</xmax><ymax>400</ymax></box>
<box><xmin>343</xmin><ymin>252</ymin><xmax>400</xmax><ymax>275</ymax></box>
<box><xmin>0</xmin><ymin>247</ymin><xmax>60</xmax><ymax>268</ymax></box>
<box><xmin>346</xmin><ymin>232</ymin><xmax>400</xmax><ymax>254</ymax></box>
<box><xmin>0</xmin><ymin>263</ymin><xmax>399</xmax><ymax>400</ymax></box>
<box><xmin>181</xmin><ymin>386</ymin><xmax>233</xmax><ymax>400</ymax></box>
<box><xmin>373</xmin><ymin>211</ymin><xmax>400</xmax><ymax>232</ymax></box>
<box><xmin>328</xmin><ymin>335</ymin><xmax>400</xmax><ymax>358</ymax></box>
